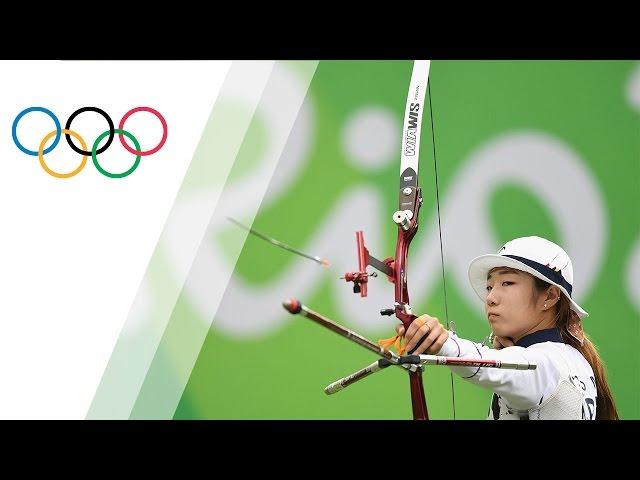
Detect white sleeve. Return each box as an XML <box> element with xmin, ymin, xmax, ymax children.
<box><xmin>436</xmin><ymin>332</ymin><xmax>562</xmax><ymax>411</ymax></box>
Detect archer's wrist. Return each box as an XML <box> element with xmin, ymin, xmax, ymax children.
<box><xmin>436</xmin><ymin>331</ymin><xmax>461</xmax><ymax>357</ymax></box>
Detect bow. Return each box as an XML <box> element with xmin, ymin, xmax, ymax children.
<box><xmin>281</xmin><ymin>61</ymin><xmax>454</xmax><ymax>419</ymax></box>
<box><xmin>222</xmin><ymin>61</ymin><xmax>540</xmax><ymax>418</ymax></box>
<box><xmin>338</xmin><ymin>60</ymin><xmax>451</xmax><ymax>419</ymax></box>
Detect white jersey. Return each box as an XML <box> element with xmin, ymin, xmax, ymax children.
<box><xmin>436</xmin><ymin>328</ymin><xmax>597</xmax><ymax>420</ymax></box>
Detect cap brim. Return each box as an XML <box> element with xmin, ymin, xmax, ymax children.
<box><xmin>468</xmin><ymin>254</ymin><xmax>589</xmax><ymax>319</ymax></box>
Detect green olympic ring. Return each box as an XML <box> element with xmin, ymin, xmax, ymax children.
<box><xmin>92</xmin><ymin>129</ymin><xmax>141</xmax><ymax>179</ymax></box>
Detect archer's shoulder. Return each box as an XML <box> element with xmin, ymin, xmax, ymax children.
<box><xmin>526</xmin><ymin>341</ymin><xmax>594</xmax><ymax>376</ymax></box>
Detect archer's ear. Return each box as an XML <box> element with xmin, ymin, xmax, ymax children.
<box><xmin>547</xmin><ymin>286</ymin><xmax>561</xmax><ymax>304</ymax></box>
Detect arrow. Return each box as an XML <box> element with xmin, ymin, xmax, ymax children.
<box><xmin>227</xmin><ymin>217</ymin><xmax>331</xmax><ymax>267</ymax></box>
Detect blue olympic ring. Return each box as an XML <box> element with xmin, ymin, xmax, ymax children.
<box><xmin>12</xmin><ymin>107</ymin><xmax>62</xmax><ymax>156</ymax></box>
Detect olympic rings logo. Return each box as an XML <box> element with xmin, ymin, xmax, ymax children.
<box><xmin>12</xmin><ymin>106</ymin><xmax>168</xmax><ymax>178</ymax></box>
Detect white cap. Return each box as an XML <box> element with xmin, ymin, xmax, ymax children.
<box><xmin>467</xmin><ymin>236</ymin><xmax>588</xmax><ymax>318</ymax></box>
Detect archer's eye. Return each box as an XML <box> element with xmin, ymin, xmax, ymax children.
<box><xmin>502</xmin><ymin>281</ymin><xmax>514</xmax><ymax>286</ymax></box>
<box><xmin>486</xmin><ymin>285</ymin><xmax>492</xmax><ymax>292</ymax></box>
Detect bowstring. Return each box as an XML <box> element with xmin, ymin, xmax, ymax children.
<box><xmin>428</xmin><ymin>77</ymin><xmax>457</xmax><ymax>420</ymax></box>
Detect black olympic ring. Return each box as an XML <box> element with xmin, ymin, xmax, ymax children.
<box><xmin>64</xmin><ymin>106</ymin><xmax>115</xmax><ymax>156</ymax></box>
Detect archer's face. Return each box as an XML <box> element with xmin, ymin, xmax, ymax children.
<box><xmin>485</xmin><ymin>268</ymin><xmax>541</xmax><ymax>340</ymax></box>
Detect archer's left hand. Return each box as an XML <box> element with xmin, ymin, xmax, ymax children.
<box><xmin>395</xmin><ymin>314</ymin><xmax>449</xmax><ymax>355</ymax></box>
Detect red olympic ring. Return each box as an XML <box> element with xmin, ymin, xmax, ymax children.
<box><xmin>118</xmin><ymin>106</ymin><xmax>168</xmax><ymax>156</ymax></box>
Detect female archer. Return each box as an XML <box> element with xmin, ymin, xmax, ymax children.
<box><xmin>397</xmin><ymin>236</ymin><xmax>619</xmax><ymax>420</ymax></box>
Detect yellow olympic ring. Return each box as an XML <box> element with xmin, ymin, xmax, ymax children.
<box><xmin>38</xmin><ymin>129</ymin><xmax>87</xmax><ymax>179</ymax></box>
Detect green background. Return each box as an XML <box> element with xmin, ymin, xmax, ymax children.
<box><xmin>171</xmin><ymin>61</ymin><xmax>639</xmax><ymax>419</ymax></box>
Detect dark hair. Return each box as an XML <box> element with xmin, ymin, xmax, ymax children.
<box><xmin>532</xmin><ymin>276</ymin><xmax>619</xmax><ymax>420</ymax></box>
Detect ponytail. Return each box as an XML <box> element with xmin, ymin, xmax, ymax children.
<box><xmin>533</xmin><ymin>277</ymin><xmax>619</xmax><ymax>419</ymax></box>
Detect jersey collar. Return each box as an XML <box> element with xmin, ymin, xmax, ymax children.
<box><xmin>516</xmin><ymin>327</ymin><xmax>564</xmax><ymax>348</ymax></box>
